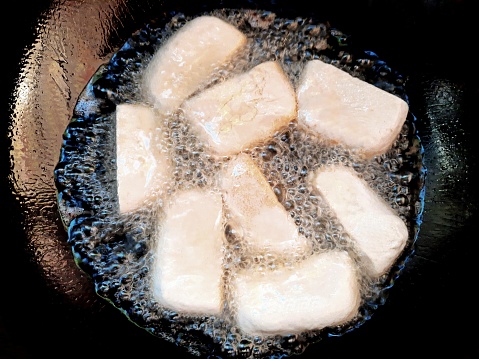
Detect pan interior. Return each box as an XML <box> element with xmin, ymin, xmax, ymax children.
<box><xmin>53</xmin><ymin>7</ymin><xmax>426</xmax><ymax>358</ymax></box>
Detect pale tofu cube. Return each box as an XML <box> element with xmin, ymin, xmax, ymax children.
<box><xmin>152</xmin><ymin>189</ymin><xmax>225</xmax><ymax>316</ymax></box>
<box><xmin>311</xmin><ymin>165</ymin><xmax>408</xmax><ymax>277</ymax></box>
<box><xmin>143</xmin><ymin>15</ymin><xmax>247</xmax><ymax>115</ymax></box>
<box><xmin>297</xmin><ymin>60</ymin><xmax>409</xmax><ymax>158</ymax></box>
<box><xmin>183</xmin><ymin>61</ymin><xmax>297</xmax><ymax>156</ymax></box>
<box><xmin>233</xmin><ymin>250</ymin><xmax>360</xmax><ymax>336</ymax></box>
<box><xmin>116</xmin><ymin>103</ymin><xmax>170</xmax><ymax>213</ymax></box>
<box><xmin>221</xmin><ymin>153</ymin><xmax>310</xmax><ymax>256</ymax></box>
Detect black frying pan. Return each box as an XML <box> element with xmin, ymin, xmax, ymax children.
<box><xmin>1</xmin><ymin>1</ymin><xmax>478</xmax><ymax>358</ymax></box>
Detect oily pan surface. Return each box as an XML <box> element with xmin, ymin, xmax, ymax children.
<box><xmin>54</xmin><ymin>7</ymin><xmax>423</xmax><ymax>359</ymax></box>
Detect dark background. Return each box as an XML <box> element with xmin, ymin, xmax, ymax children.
<box><xmin>1</xmin><ymin>1</ymin><xmax>478</xmax><ymax>358</ymax></box>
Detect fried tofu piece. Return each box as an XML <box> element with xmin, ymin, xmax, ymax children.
<box><xmin>233</xmin><ymin>250</ymin><xmax>360</xmax><ymax>335</ymax></box>
<box><xmin>152</xmin><ymin>189</ymin><xmax>225</xmax><ymax>315</ymax></box>
<box><xmin>183</xmin><ymin>61</ymin><xmax>296</xmax><ymax>156</ymax></box>
<box><xmin>221</xmin><ymin>153</ymin><xmax>310</xmax><ymax>256</ymax></box>
<box><xmin>115</xmin><ymin>103</ymin><xmax>170</xmax><ymax>213</ymax></box>
<box><xmin>143</xmin><ymin>15</ymin><xmax>247</xmax><ymax>115</ymax></box>
<box><xmin>297</xmin><ymin>60</ymin><xmax>409</xmax><ymax>158</ymax></box>
<box><xmin>311</xmin><ymin>165</ymin><xmax>408</xmax><ymax>277</ymax></box>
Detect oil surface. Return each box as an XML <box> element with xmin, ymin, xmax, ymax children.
<box><xmin>54</xmin><ymin>8</ymin><xmax>426</xmax><ymax>358</ymax></box>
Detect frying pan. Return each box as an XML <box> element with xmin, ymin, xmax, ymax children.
<box><xmin>1</xmin><ymin>0</ymin><xmax>478</xmax><ymax>358</ymax></box>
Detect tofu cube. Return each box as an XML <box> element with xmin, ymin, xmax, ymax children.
<box><xmin>297</xmin><ymin>60</ymin><xmax>409</xmax><ymax>158</ymax></box>
<box><xmin>116</xmin><ymin>103</ymin><xmax>170</xmax><ymax>213</ymax></box>
<box><xmin>152</xmin><ymin>189</ymin><xmax>225</xmax><ymax>315</ymax></box>
<box><xmin>233</xmin><ymin>250</ymin><xmax>360</xmax><ymax>335</ymax></box>
<box><xmin>311</xmin><ymin>165</ymin><xmax>408</xmax><ymax>277</ymax></box>
<box><xmin>183</xmin><ymin>61</ymin><xmax>297</xmax><ymax>156</ymax></box>
<box><xmin>143</xmin><ymin>15</ymin><xmax>247</xmax><ymax>115</ymax></box>
<box><xmin>221</xmin><ymin>153</ymin><xmax>310</xmax><ymax>257</ymax></box>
